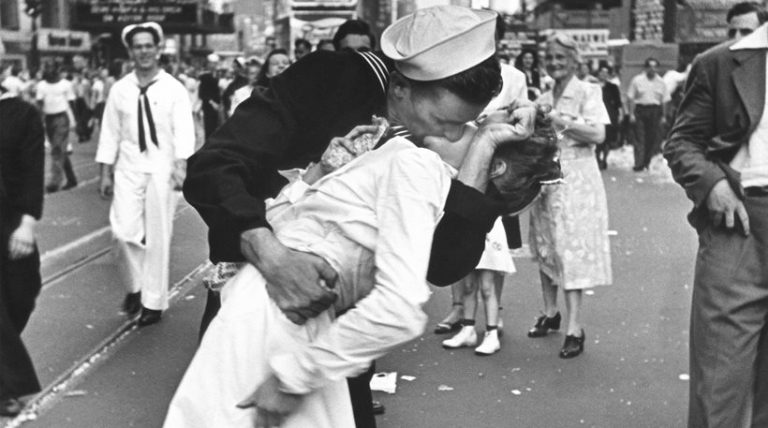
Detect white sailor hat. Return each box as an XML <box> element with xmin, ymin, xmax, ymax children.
<box><xmin>381</xmin><ymin>5</ymin><xmax>497</xmax><ymax>81</ymax></box>
<box><xmin>121</xmin><ymin>22</ymin><xmax>164</xmax><ymax>49</ymax></box>
<box><xmin>207</xmin><ymin>53</ymin><xmax>221</xmax><ymax>63</ymax></box>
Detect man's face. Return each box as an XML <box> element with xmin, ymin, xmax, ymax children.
<box><xmin>728</xmin><ymin>12</ymin><xmax>760</xmax><ymax>40</ymax></box>
<box><xmin>645</xmin><ymin>60</ymin><xmax>659</xmax><ymax>77</ymax></box>
<box><xmin>246</xmin><ymin>64</ymin><xmax>261</xmax><ymax>84</ymax></box>
<box><xmin>129</xmin><ymin>32</ymin><xmax>160</xmax><ymax>71</ymax></box>
<box><xmin>295</xmin><ymin>44</ymin><xmax>310</xmax><ymax>60</ymax></box>
<box><xmin>392</xmin><ymin>84</ymin><xmax>485</xmax><ymax>145</ymax></box>
<box><xmin>338</xmin><ymin>34</ymin><xmax>372</xmax><ymax>51</ymax></box>
<box><xmin>598</xmin><ymin>68</ymin><xmax>609</xmax><ymax>82</ymax></box>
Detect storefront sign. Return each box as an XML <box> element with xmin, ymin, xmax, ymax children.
<box><xmin>71</xmin><ymin>1</ymin><xmax>198</xmax><ymax>26</ymax></box>
<box><xmin>291</xmin><ymin>0</ymin><xmax>357</xmax><ymax>8</ymax></box>
<box><xmin>37</xmin><ymin>29</ymin><xmax>92</xmax><ymax>52</ymax></box>
<box><xmin>540</xmin><ymin>28</ymin><xmax>610</xmax><ymax>57</ymax></box>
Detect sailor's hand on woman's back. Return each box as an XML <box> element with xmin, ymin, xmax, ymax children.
<box><xmin>240</xmin><ymin>228</ymin><xmax>338</xmax><ymax>325</ymax></box>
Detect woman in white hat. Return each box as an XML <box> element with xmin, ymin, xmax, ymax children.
<box><xmin>526</xmin><ymin>33</ymin><xmax>613</xmax><ymax>359</ymax></box>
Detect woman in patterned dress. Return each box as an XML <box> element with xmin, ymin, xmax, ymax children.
<box><xmin>527</xmin><ymin>33</ymin><xmax>613</xmax><ymax>359</ymax></box>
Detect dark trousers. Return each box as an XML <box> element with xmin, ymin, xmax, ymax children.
<box><xmin>202</xmin><ymin>105</ymin><xmax>220</xmax><ymax>138</ymax></box>
<box><xmin>73</xmin><ymin>97</ymin><xmax>92</xmax><ymax>141</ymax></box>
<box><xmin>0</xmin><ymin>246</ymin><xmax>42</xmax><ymax>400</ymax></box>
<box><xmin>44</xmin><ymin>113</ymin><xmax>77</xmax><ymax>189</ymax></box>
<box><xmin>199</xmin><ymin>290</ymin><xmax>377</xmax><ymax>427</ymax></box>
<box><xmin>633</xmin><ymin>105</ymin><xmax>663</xmax><ymax>169</ymax></box>
<box><xmin>688</xmin><ymin>195</ymin><xmax>768</xmax><ymax>428</ymax></box>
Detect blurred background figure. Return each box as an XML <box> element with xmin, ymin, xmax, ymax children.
<box><xmin>36</xmin><ymin>61</ymin><xmax>78</xmax><ymax>193</ymax></box>
<box><xmin>515</xmin><ymin>48</ymin><xmax>542</xmax><ymax>100</ymax></box>
<box><xmin>199</xmin><ymin>53</ymin><xmax>222</xmax><ymax>138</ymax></box>
<box><xmin>294</xmin><ymin>38</ymin><xmax>312</xmax><ymax>61</ymax></box>
<box><xmin>222</xmin><ymin>57</ymin><xmax>248</xmax><ymax>119</ymax></box>
<box><xmin>0</xmin><ymin>76</ymin><xmax>46</xmax><ymax>418</ymax></box>
<box><xmin>255</xmin><ymin>49</ymin><xmax>290</xmax><ymax>88</ymax></box>
<box><xmin>627</xmin><ymin>57</ymin><xmax>670</xmax><ymax>172</ymax></box>
<box><xmin>595</xmin><ymin>65</ymin><xmax>623</xmax><ymax>170</ymax></box>
<box><xmin>229</xmin><ymin>58</ymin><xmax>263</xmax><ymax>116</ymax></box>
<box><xmin>332</xmin><ymin>19</ymin><xmax>376</xmax><ymax>51</ymax></box>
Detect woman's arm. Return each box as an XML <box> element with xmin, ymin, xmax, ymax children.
<box><xmin>552</xmin><ymin>114</ymin><xmax>605</xmax><ymax>145</ymax></box>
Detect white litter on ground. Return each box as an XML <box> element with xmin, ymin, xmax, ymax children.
<box><xmin>370</xmin><ymin>372</ymin><xmax>398</xmax><ymax>394</ymax></box>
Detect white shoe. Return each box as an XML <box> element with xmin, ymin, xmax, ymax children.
<box><xmin>474</xmin><ymin>330</ymin><xmax>501</xmax><ymax>355</ymax></box>
<box><xmin>442</xmin><ymin>325</ymin><xmax>477</xmax><ymax>349</ymax></box>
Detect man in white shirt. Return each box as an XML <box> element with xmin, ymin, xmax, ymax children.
<box><xmin>36</xmin><ymin>62</ymin><xmax>78</xmax><ymax>192</ymax></box>
<box><xmin>96</xmin><ymin>22</ymin><xmax>195</xmax><ymax>326</ymax></box>
<box><xmin>627</xmin><ymin>57</ymin><xmax>670</xmax><ymax>171</ymax></box>
<box><xmin>665</xmin><ymin>22</ymin><xmax>768</xmax><ymax>428</ymax></box>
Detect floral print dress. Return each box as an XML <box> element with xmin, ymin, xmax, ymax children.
<box><xmin>530</xmin><ymin>76</ymin><xmax>613</xmax><ymax>290</ymax></box>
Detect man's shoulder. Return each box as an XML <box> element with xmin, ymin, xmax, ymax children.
<box><xmin>692</xmin><ymin>40</ymin><xmax>738</xmax><ymax>69</ymax></box>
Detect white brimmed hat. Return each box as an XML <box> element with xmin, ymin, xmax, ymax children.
<box><xmin>121</xmin><ymin>22</ymin><xmax>164</xmax><ymax>48</ymax></box>
<box><xmin>381</xmin><ymin>5</ymin><xmax>497</xmax><ymax>81</ymax></box>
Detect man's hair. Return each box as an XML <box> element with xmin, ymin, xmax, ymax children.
<box><xmin>644</xmin><ymin>57</ymin><xmax>659</xmax><ymax>68</ymax></box>
<box><xmin>125</xmin><ymin>26</ymin><xmax>161</xmax><ymax>47</ymax></box>
<box><xmin>332</xmin><ymin>19</ymin><xmax>375</xmax><ymax>50</ymax></box>
<box><xmin>727</xmin><ymin>1</ymin><xmax>768</xmax><ymax>24</ymax></box>
<box><xmin>491</xmin><ymin>106</ymin><xmax>561</xmax><ymax>215</ymax></box>
<box><xmin>406</xmin><ymin>55</ymin><xmax>502</xmax><ymax>106</ymax></box>
<box><xmin>294</xmin><ymin>38</ymin><xmax>311</xmax><ymax>50</ymax></box>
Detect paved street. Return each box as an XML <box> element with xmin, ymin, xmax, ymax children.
<box><xmin>2</xmin><ymin>142</ymin><xmax>697</xmax><ymax>428</ymax></box>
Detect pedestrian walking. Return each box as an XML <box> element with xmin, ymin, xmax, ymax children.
<box><xmin>595</xmin><ymin>65</ymin><xmax>623</xmax><ymax>169</ymax></box>
<box><xmin>527</xmin><ymin>32</ymin><xmax>612</xmax><ymax>359</ymax></box>
<box><xmin>665</xmin><ymin>21</ymin><xmax>768</xmax><ymax>428</ymax></box>
<box><xmin>627</xmin><ymin>57</ymin><xmax>670</xmax><ymax>171</ymax></box>
<box><xmin>229</xmin><ymin>59</ymin><xmax>262</xmax><ymax>116</ymax></box>
<box><xmin>198</xmin><ymin>54</ymin><xmax>221</xmax><ymax>138</ymax></box>
<box><xmin>96</xmin><ymin>22</ymin><xmax>195</xmax><ymax>327</ymax></box>
<box><xmin>36</xmin><ymin>62</ymin><xmax>78</xmax><ymax>193</ymax></box>
<box><xmin>0</xmin><ymin>79</ymin><xmax>46</xmax><ymax>417</ymax></box>
<box><xmin>183</xmin><ymin>6</ymin><xmax>532</xmax><ymax>426</ymax></box>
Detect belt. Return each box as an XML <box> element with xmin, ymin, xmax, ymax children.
<box><xmin>635</xmin><ymin>104</ymin><xmax>661</xmax><ymax>108</ymax></box>
<box><xmin>744</xmin><ymin>186</ymin><xmax>768</xmax><ymax>197</ymax></box>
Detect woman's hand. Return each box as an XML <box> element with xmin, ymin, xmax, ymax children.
<box><xmin>8</xmin><ymin>215</ymin><xmax>36</xmax><ymax>260</ymax></box>
<box><xmin>477</xmin><ymin>105</ymin><xmax>537</xmax><ymax>148</ymax></box>
<box><xmin>237</xmin><ymin>374</ymin><xmax>304</xmax><ymax>428</ymax></box>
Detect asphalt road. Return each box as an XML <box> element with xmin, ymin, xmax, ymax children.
<box><xmin>3</xmin><ymin>144</ymin><xmax>698</xmax><ymax>428</ymax></box>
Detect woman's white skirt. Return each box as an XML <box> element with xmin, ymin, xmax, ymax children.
<box><xmin>163</xmin><ymin>265</ymin><xmax>355</xmax><ymax>428</ymax></box>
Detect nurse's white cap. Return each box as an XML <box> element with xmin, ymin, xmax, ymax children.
<box><xmin>381</xmin><ymin>5</ymin><xmax>497</xmax><ymax>81</ymax></box>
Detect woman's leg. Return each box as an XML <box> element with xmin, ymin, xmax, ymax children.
<box><xmin>434</xmin><ymin>281</ymin><xmax>465</xmax><ymax>333</ymax></box>
<box><xmin>442</xmin><ymin>275</ymin><xmax>479</xmax><ymax>348</ymax></box>
<box><xmin>540</xmin><ymin>271</ymin><xmax>559</xmax><ymax>317</ymax></box>
<box><xmin>563</xmin><ymin>289</ymin><xmax>583</xmax><ymax>336</ymax></box>
<box><xmin>479</xmin><ymin>270</ymin><xmax>501</xmax><ymax>328</ymax></box>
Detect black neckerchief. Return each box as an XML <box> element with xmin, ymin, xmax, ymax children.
<box><xmin>137</xmin><ymin>80</ymin><xmax>159</xmax><ymax>152</ymax></box>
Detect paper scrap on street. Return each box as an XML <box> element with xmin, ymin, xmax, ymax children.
<box><xmin>370</xmin><ymin>371</ymin><xmax>397</xmax><ymax>394</ymax></box>
<box><xmin>438</xmin><ymin>384</ymin><xmax>454</xmax><ymax>391</ymax></box>
<box><xmin>401</xmin><ymin>375</ymin><xmax>416</xmax><ymax>382</ymax></box>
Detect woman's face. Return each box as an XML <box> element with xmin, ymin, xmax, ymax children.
<box><xmin>545</xmin><ymin>43</ymin><xmax>576</xmax><ymax>82</ymax></box>
<box><xmin>522</xmin><ymin>52</ymin><xmax>534</xmax><ymax>69</ymax></box>
<box><xmin>267</xmin><ymin>54</ymin><xmax>290</xmax><ymax>78</ymax></box>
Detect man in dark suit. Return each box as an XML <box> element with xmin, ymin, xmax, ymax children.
<box><xmin>198</xmin><ymin>54</ymin><xmax>222</xmax><ymax>137</ymax></box>
<box><xmin>665</xmin><ymin>22</ymin><xmax>768</xmax><ymax>428</ymax></box>
<box><xmin>0</xmin><ymin>79</ymin><xmax>45</xmax><ymax>417</ymax></box>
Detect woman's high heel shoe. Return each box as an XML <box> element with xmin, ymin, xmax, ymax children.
<box><xmin>559</xmin><ymin>329</ymin><xmax>585</xmax><ymax>359</ymax></box>
<box><xmin>527</xmin><ymin>312</ymin><xmax>561</xmax><ymax>338</ymax></box>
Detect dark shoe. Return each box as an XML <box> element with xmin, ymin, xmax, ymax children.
<box><xmin>45</xmin><ymin>184</ymin><xmax>60</xmax><ymax>194</ymax></box>
<box><xmin>632</xmin><ymin>165</ymin><xmax>645</xmax><ymax>172</ymax></box>
<box><xmin>372</xmin><ymin>400</ymin><xmax>385</xmax><ymax>415</ymax></box>
<box><xmin>598</xmin><ymin>159</ymin><xmax>607</xmax><ymax>170</ymax></box>
<box><xmin>527</xmin><ymin>312</ymin><xmax>561</xmax><ymax>338</ymax></box>
<box><xmin>138</xmin><ymin>307</ymin><xmax>162</xmax><ymax>327</ymax></box>
<box><xmin>0</xmin><ymin>398</ymin><xmax>23</xmax><ymax>417</ymax></box>
<box><xmin>433</xmin><ymin>320</ymin><xmax>462</xmax><ymax>335</ymax></box>
<box><xmin>121</xmin><ymin>292</ymin><xmax>142</xmax><ymax>315</ymax></box>
<box><xmin>559</xmin><ymin>330</ymin><xmax>585</xmax><ymax>359</ymax></box>
<box><xmin>61</xmin><ymin>181</ymin><xmax>78</xmax><ymax>190</ymax></box>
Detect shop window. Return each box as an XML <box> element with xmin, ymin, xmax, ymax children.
<box><xmin>0</xmin><ymin>0</ymin><xmax>20</xmax><ymax>30</ymax></box>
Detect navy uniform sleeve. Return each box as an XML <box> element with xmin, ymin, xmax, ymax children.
<box><xmin>427</xmin><ymin>180</ymin><xmax>499</xmax><ymax>286</ymax></box>
<box><xmin>184</xmin><ymin>51</ymin><xmax>388</xmax><ymax>262</ymax></box>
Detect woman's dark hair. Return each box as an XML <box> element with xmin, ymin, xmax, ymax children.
<box><xmin>406</xmin><ymin>55</ymin><xmax>502</xmax><ymax>106</ymax></box>
<box><xmin>255</xmin><ymin>48</ymin><xmax>289</xmax><ymax>87</ymax></box>
<box><xmin>514</xmin><ymin>48</ymin><xmax>539</xmax><ymax>71</ymax></box>
<box><xmin>491</xmin><ymin>106</ymin><xmax>561</xmax><ymax>214</ymax></box>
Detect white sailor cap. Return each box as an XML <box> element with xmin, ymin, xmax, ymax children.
<box><xmin>121</xmin><ymin>22</ymin><xmax>164</xmax><ymax>49</ymax></box>
<box><xmin>381</xmin><ymin>5</ymin><xmax>497</xmax><ymax>81</ymax></box>
<box><xmin>207</xmin><ymin>53</ymin><xmax>221</xmax><ymax>63</ymax></box>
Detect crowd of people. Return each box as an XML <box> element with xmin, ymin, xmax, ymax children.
<box><xmin>1</xmin><ymin>2</ymin><xmax>767</xmax><ymax>427</ymax></box>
